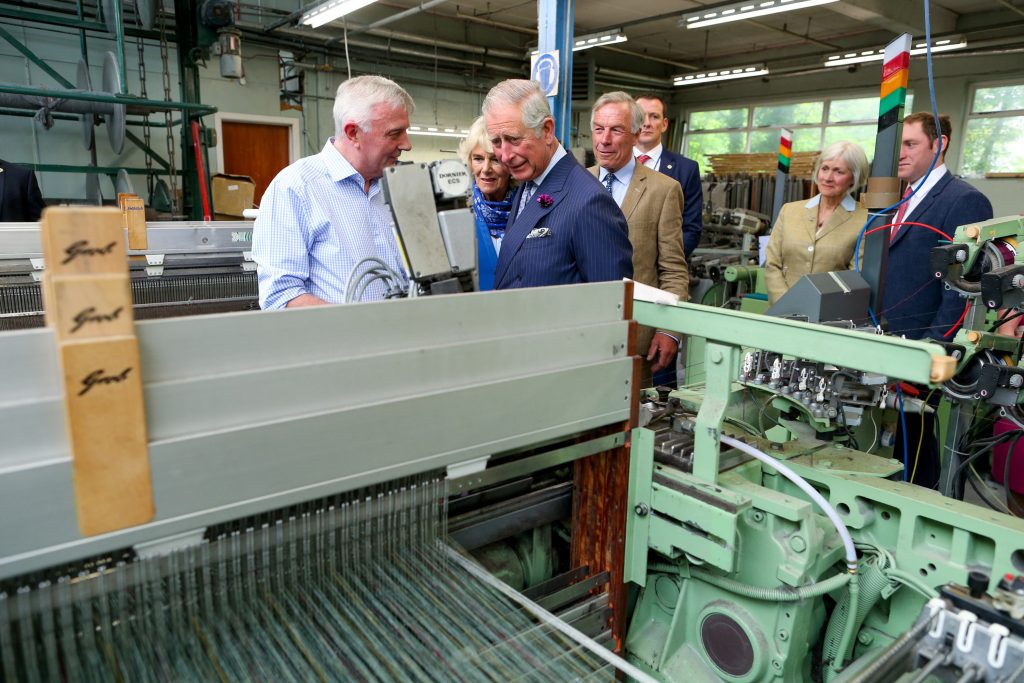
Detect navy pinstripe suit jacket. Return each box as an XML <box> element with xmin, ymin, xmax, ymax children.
<box><xmin>494</xmin><ymin>154</ymin><xmax>633</xmax><ymax>289</ymax></box>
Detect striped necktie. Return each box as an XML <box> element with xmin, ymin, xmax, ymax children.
<box><xmin>891</xmin><ymin>185</ymin><xmax>914</xmax><ymax>243</ymax></box>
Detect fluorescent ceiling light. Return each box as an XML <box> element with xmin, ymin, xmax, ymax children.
<box><xmin>823</xmin><ymin>37</ymin><xmax>967</xmax><ymax>67</ymax></box>
<box><xmin>301</xmin><ymin>0</ymin><xmax>377</xmax><ymax>28</ymax></box>
<box><xmin>674</xmin><ymin>65</ymin><xmax>769</xmax><ymax>86</ymax></box>
<box><xmin>573</xmin><ymin>30</ymin><xmax>627</xmax><ymax>51</ymax></box>
<box><xmin>408</xmin><ymin>125</ymin><xmax>472</xmax><ymax>139</ymax></box>
<box><xmin>681</xmin><ymin>0</ymin><xmax>839</xmax><ymax>29</ymax></box>
<box><xmin>528</xmin><ymin>29</ymin><xmax>627</xmax><ymax>56</ymax></box>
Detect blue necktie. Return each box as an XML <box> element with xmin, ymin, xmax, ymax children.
<box><xmin>604</xmin><ymin>172</ymin><xmax>616</xmax><ymax>194</ymax></box>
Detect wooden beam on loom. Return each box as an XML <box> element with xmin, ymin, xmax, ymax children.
<box><xmin>571</xmin><ymin>279</ymin><xmax>638</xmax><ymax>648</ymax></box>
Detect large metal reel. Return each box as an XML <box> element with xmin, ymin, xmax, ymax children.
<box><xmin>76</xmin><ymin>57</ymin><xmax>95</xmax><ymax>151</ymax></box>
<box><xmin>101</xmin><ymin>0</ymin><xmax>118</xmax><ymax>34</ymax></box>
<box><xmin>102</xmin><ymin>52</ymin><xmax>126</xmax><ymax>154</ymax></box>
<box><xmin>136</xmin><ymin>0</ymin><xmax>157</xmax><ymax>29</ymax></box>
<box><xmin>85</xmin><ymin>173</ymin><xmax>103</xmax><ymax>206</ymax></box>
<box><xmin>115</xmin><ymin>169</ymin><xmax>135</xmax><ymax>197</ymax></box>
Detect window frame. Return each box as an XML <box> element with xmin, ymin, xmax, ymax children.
<box><xmin>957</xmin><ymin>78</ymin><xmax>1024</xmax><ymax>178</ymax></box>
<box><xmin>681</xmin><ymin>90</ymin><xmax>910</xmax><ymax>172</ymax></box>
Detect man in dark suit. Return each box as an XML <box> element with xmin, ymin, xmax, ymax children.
<box><xmin>587</xmin><ymin>91</ymin><xmax>688</xmax><ymax>376</ymax></box>
<box><xmin>882</xmin><ymin>112</ymin><xmax>993</xmax><ymax>340</ymax></box>
<box><xmin>0</xmin><ymin>159</ymin><xmax>46</xmax><ymax>222</ymax></box>
<box><xmin>483</xmin><ymin>79</ymin><xmax>632</xmax><ymax>289</ymax></box>
<box><xmin>634</xmin><ymin>94</ymin><xmax>703</xmax><ymax>256</ymax></box>
<box><xmin>883</xmin><ymin>112</ymin><xmax>993</xmax><ymax>489</ymax></box>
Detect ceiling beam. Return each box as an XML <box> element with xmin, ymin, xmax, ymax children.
<box><xmin>830</xmin><ymin>0</ymin><xmax>958</xmax><ymax>35</ymax></box>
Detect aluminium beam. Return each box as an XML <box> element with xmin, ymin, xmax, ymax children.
<box><xmin>0</xmin><ymin>283</ymin><xmax>633</xmax><ymax>580</ymax></box>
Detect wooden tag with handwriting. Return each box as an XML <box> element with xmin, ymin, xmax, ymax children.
<box><xmin>58</xmin><ymin>337</ymin><xmax>154</xmax><ymax>534</ymax></box>
<box><xmin>40</xmin><ymin>207</ymin><xmax>127</xmax><ymax>277</ymax></box>
<box><xmin>40</xmin><ymin>206</ymin><xmax>154</xmax><ymax>536</ymax></box>
<box><xmin>48</xmin><ymin>275</ymin><xmax>135</xmax><ymax>340</ymax></box>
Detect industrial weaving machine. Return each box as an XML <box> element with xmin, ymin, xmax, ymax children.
<box><xmin>5</xmin><ymin>249</ymin><xmax>1024</xmax><ymax>681</ymax></box>
<box><xmin>627</xmin><ymin>297</ymin><xmax>1024</xmax><ymax>682</ymax></box>
<box><xmin>0</xmin><ymin>231</ymin><xmax>647</xmax><ymax>681</ymax></box>
<box><xmin>0</xmin><ymin>218</ymin><xmax>260</xmax><ymax>331</ymax></box>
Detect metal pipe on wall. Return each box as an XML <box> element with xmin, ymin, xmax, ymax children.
<box><xmin>237</xmin><ymin>24</ymin><xmax>526</xmax><ymax>77</ymax></box>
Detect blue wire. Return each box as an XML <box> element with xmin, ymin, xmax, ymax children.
<box><xmin>853</xmin><ymin>0</ymin><xmax>944</xmax><ymax>280</ymax></box>
<box><xmin>894</xmin><ymin>384</ymin><xmax>910</xmax><ymax>481</ymax></box>
<box><xmin>890</xmin><ymin>2</ymin><xmax>937</xmax><ymax>482</ymax></box>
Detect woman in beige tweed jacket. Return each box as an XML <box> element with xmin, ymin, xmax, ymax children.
<box><xmin>765</xmin><ymin>141</ymin><xmax>870</xmax><ymax>304</ymax></box>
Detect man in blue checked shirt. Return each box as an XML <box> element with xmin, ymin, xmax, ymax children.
<box><xmin>252</xmin><ymin>75</ymin><xmax>414</xmax><ymax>309</ymax></box>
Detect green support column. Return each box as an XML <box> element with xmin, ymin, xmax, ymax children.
<box><xmin>174</xmin><ymin>0</ymin><xmax>208</xmax><ymax>220</ymax></box>
<box><xmin>693</xmin><ymin>342</ymin><xmax>741</xmax><ymax>482</ymax></box>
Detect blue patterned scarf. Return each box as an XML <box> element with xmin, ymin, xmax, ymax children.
<box><xmin>472</xmin><ymin>184</ymin><xmax>513</xmax><ymax>239</ymax></box>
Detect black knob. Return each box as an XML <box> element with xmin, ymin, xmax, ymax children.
<box><xmin>968</xmin><ymin>570</ymin><xmax>989</xmax><ymax>598</ymax></box>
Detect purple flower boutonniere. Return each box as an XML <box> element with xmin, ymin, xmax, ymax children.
<box><xmin>536</xmin><ymin>194</ymin><xmax>554</xmax><ymax>208</ymax></box>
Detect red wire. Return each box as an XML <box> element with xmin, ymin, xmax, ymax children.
<box><xmin>864</xmin><ymin>220</ymin><xmax>964</xmax><ymax>338</ymax></box>
<box><xmin>864</xmin><ymin>221</ymin><xmax>953</xmax><ymax>241</ymax></box>
<box><xmin>943</xmin><ymin>302</ymin><xmax>971</xmax><ymax>338</ymax></box>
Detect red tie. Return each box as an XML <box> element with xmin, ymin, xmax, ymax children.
<box><xmin>638</xmin><ymin>154</ymin><xmax>651</xmax><ymax>165</ymax></box>
<box><xmin>891</xmin><ymin>185</ymin><xmax>913</xmax><ymax>243</ymax></box>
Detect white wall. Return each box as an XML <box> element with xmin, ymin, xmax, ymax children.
<box><xmin>965</xmin><ymin>179</ymin><xmax>1023</xmax><ymax>219</ymax></box>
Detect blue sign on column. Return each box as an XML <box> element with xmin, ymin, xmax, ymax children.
<box><xmin>531</xmin><ymin>51</ymin><xmax>560</xmax><ymax>97</ymax></box>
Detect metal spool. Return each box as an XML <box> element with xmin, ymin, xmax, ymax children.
<box><xmin>946</xmin><ymin>349</ymin><xmax>1005</xmax><ymax>400</ymax></box>
<box><xmin>85</xmin><ymin>173</ymin><xmax>103</xmax><ymax>206</ymax></box>
<box><xmin>136</xmin><ymin>0</ymin><xmax>157</xmax><ymax>29</ymax></box>
<box><xmin>115</xmin><ymin>169</ymin><xmax>135</xmax><ymax>197</ymax></box>
<box><xmin>76</xmin><ymin>57</ymin><xmax>94</xmax><ymax>151</ymax></box>
<box><xmin>101</xmin><ymin>0</ymin><xmax>118</xmax><ymax>34</ymax></box>
<box><xmin>102</xmin><ymin>52</ymin><xmax>126</xmax><ymax>154</ymax></box>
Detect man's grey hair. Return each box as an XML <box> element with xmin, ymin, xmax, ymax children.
<box><xmin>814</xmin><ymin>140</ymin><xmax>871</xmax><ymax>195</ymax></box>
<box><xmin>457</xmin><ymin>116</ymin><xmax>492</xmax><ymax>166</ymax></box>
<box><xmin>333</xmin><ymin>75</ymin><xmax>414</xmax><ymax>137</ymax></box>
<box><xmin>481</xmin><ymin>79</ymin><xmax>552</xmax><ymax>136</ymax></box>
<box><xmin>590</xmin><ymin>91</ymin><xmax>644</xmax><ymax>134</ymax></box>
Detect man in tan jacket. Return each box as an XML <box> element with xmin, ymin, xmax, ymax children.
<box><xmin>588</xmin><ymin>91</ymin><xmax>689</xmax><ymax>376</ymax></box>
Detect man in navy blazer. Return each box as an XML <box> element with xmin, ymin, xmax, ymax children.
<box><xmin>635</xmin><ymin>95</ymin><xmax>703</xmax><ymax>256</ymax></box>
<box><xmin>882</xmin><ymin>113</ymin><xmax>993</xmax><ymax>341</ymax></box>
<box><xmin>483</xmin><ymin>79</ymin><xmax>632</xmax><ymax>289</ymax></box>
<box><xmin>883</xmin><ymin>112</ymin><xmax>992</xmax><ymax>489</ymax></box>
<box><xmin>0</xmin><ymin>159</ymin><xmax>46</xmax><ymax>222</ymax></box>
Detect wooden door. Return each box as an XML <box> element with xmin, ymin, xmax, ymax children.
<box><xmin>221</xmin><ymin>121</ymin><xmax>290</xmax><ymax>206</ymax></box>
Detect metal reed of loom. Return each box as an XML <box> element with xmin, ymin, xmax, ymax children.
<box><xmin>0</xmin><ymin>477</ymin><xmax>617</xmax><ymax>682</ymax></box>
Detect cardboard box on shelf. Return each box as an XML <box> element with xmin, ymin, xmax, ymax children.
<box><xmin>211</xmin><ymin>174</ymin><xmax>255</xmax><ymax>220</ymax></box>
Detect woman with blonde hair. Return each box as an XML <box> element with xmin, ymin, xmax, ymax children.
<box><xmin>458</xmin><ymin>116</ymin><xmax>514</xmax><ymax>291</ymax></box>
<box><xmin>764</xmin><ymin>140</ymin><xmax>870</xmax><ymax>304</ymax></box>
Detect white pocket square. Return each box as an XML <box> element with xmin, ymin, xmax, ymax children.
<box><xmin>526</xmin><ymin>227</ymin><xmax>552</xmax><ymax>239</ymax></box>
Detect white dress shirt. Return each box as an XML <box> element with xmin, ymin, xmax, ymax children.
<box><xmin>633</xmin><ymin>143</ymin><xmax>663</xmax><ymax>171</ymax></box>
<box><xmin>904</xmin><ymin>164</ymin><xmax>948</xmax><ymax>219</ymax></box>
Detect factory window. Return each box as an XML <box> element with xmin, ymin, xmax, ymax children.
<box><xmin>960</xmin><ymin>83</ymin><xmax>1024</xmax><ymax>177</ymax></box>
<box><xmin>684</xmin><ymin>93</ymin><xmax>915</xmax><ymax>174</ymax></box>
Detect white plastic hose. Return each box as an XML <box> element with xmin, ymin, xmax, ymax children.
<box><xmin>720</xmin><ymin>435</ymin><xmax>858</xmax><ymax>570</ymax></box>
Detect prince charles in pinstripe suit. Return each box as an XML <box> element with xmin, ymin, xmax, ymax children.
<box><xmin>482</xmin><ymin>79</ymin><xmax>632</xmax><ymax>289</ymax></box>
